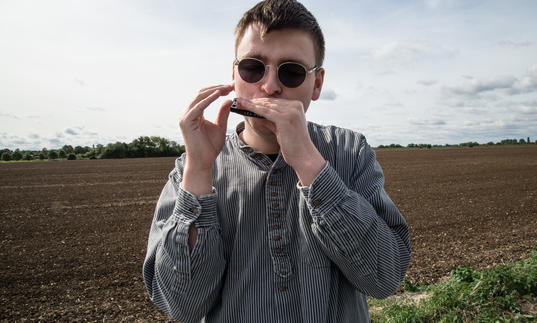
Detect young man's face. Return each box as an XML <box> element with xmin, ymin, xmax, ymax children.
<box><xmin>233</xmin><ymin>23</ymin><xmax>324</xmax><ymax>136</ymax></box>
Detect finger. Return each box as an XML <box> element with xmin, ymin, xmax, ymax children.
<box><xmin>215</xmin><ymin>99</ymin><xmax>232</xmax><ymax>130</ymax></box>
<box><xmin>186</xmin><ymin>86</ymin><xmax>234</xmax><ymax>121</ymax></box>
<box><xmin>198</xmin><ymin>84</ymin><xmax>234</xmax><ymax>94</ymax></box>
<box><xmin>187</xmin><ymin>84</ymin><xmax>234</xmax><ymax>111</ymax></box>
<box><xmin>184</xmin><ymin>90</ymin><xmax>222</xmax><ymax>121</ymax></box>
<box><xmin>237</xmin><ymin>98</ymin><xmax>277</xmax><ymax>120</ymax></box>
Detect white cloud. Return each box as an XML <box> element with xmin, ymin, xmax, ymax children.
<box><xmin>444</xmin><ymin>75</ymin><xmax>516</xmax><ymax>96</ymax></box>
<box><xmin>444</xmin><ymin>65</ymin><xmax>537</xmax><ymax>97</ymax></box>
<box><xmin>84</xmin><ymin>107</ymin><xmax>106</xmax><ymax>112</ymax></box>
<box><xmin>417</xmin><ymin>80</ymin><xmax>437</xmax><ymax>86</ymax></box>
<box><xmin>320</xmin><ymin>89</ymin><xmax>337</xmax><ymax>101</ymax></box>
<box><xmin>498</xmin><ymin>40</ymin><xmax>533</xmax><ymax>48</ymax></box>
<box><xmin>65</xmin><ymin>128</ymin><xmax>78</xmax><ymax>135</ymax></box>
<box><xmin>0</xmin><ymin>112</ymin><xmax>20</xmax><ymax>119</ymax></box>
<box><xmin>373</xmin><ymin>39</ymin><xmax>457</xmax><ymax>64</ymax></box>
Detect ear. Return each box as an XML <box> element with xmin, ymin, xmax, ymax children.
<box><xmin>311</xmin><ymin>68</ymin><xmax>325</xmax><ymax>101</ymax></box>
<box><xmin>232</xmin><ymin>61</ymin><xmax>236</xmax><ymax>81</ymax></box>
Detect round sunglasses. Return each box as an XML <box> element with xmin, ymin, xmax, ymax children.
<box><xmin>235</xmin><ymin>57</ymin><xmax>320</xmax><ymax>88</ymax></box>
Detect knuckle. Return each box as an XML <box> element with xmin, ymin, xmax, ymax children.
<box><xmin>179</xmin><ymin>117</ymin><xmax>187</xmax><ymax>128</ymax></box>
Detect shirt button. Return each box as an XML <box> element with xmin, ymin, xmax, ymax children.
<box><xmin>313</xmin><ymin>200</ymin><xmax>321</xmax><ymax>207</ymax></box>
<box><xmin>273</xmin><ymin>213</ymin><xmax>279</xmax><ymax>219</ymax></box>
<box><xmin>270</xmin><ymin>181</ymin><xmax>277</xmax><ymax>186</ymax></box>
<box><xmin>192</xmin><ymin>208</ymin><xmax>199</xmax><ymax>214</ymax></box>
<box><xmin>279</xmin><ymin>285</ymin><xmax>286</xmax><ymax>291</ymax></box>
<box><xmin>273</xmin><ymin>224</ymin><xmax>279</xmax><ymax>230</ymax></box>
<box><xmin>275</xmin><ymin>247</ymin><xmax>282</xmax><ymax>254</ymax></box>
<box><xmin>255</xmin><ymin>155</ymin><xmax>263</xmax><ymax>160</ymax></box>
<box><xmin>271</xmin><ymin>192</ymin><xmax>277</xmax><ymax>197</ymax></box>
<box><xmin>272</xmin><ymin>202</ymin><xmax>279</xmax><ymax>208</ymax></box>
<box><xmin>274</xmin><ymin>235</ymin><xmax>281</xmax><ymax>241</ymax></box>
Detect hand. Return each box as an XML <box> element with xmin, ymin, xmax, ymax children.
<box><xmin>237</xmin><ymin>97</ymin><xmax>326</xmax><ymax>186</ymax></box>
<box><xmin>179</xmin><ymin>84</ymin><xmax>233</xmax><ymax>195</ymax></box>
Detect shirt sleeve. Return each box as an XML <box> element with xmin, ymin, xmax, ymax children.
<box><xmin>298</xmin><ymin>142</ymin><xmax>412</xmax><ymax>299</ymax></box>
<box><xmin>142</xmin><ymin>162</ymin><xmax>226</xmax><ymax>323</ymax></box>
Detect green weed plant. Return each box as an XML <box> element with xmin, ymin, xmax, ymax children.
<box><xmin>371</xmin><ymin>248</ymin><xmax>537</xmax><ymax>322</ymax></box>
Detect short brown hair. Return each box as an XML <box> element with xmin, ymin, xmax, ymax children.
<box><xmin>235</xmin><ymin>0</ymin><xmax>325</xmax><ymax>67</ymax></box>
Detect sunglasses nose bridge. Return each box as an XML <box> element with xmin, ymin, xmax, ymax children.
<box><xmin>264</xmin><ymin>64</ymin><xmax>278</xmax><ymax>79</ymax></box>
<box><xmin>260</xmin><ymin>64</ymin><xmax>283</xmax><ymax>93</ymax></box>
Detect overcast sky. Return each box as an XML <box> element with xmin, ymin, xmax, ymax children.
<box><xmin>1</xmin><ymin>0</ymin><xmax>536</xmax><ymax>150</ymax></box>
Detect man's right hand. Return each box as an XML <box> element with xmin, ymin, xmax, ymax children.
<box><xmin>179</xmin><ymin>84</ymin><xmax>234</xmax><ymax>196</ymax></box>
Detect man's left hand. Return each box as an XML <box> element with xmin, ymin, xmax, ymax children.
<box><xmin>237</xmin><ymin>97</ymin><xmax>326</xmax><ymax>186</ymax></box>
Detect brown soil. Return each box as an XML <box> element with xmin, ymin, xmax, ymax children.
<box><xmin>1</xmin><ymin>146</ymin><xmax>536</xmax><ymax>321</ymax></box>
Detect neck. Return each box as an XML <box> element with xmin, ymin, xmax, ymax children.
<box><xmin>240</xmin><ymin>125</ymin><xmax>280</xmax><ymax>154</ymax></box>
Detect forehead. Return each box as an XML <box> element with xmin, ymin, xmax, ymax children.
<box><xmin>236</xmin><ymin>24</ymin><xmax>316</xmax><ymax>66</ymax></box>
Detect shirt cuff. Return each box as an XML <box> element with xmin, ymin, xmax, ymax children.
<box><xmin>297</xmin><ymin>162</ymin><xmax>349</xmax><ymax>219</ymax></box>
<box><xmin>173</xmin><ymin>185</ymin><xmax>218</xmax><ymax>228</ymax></box>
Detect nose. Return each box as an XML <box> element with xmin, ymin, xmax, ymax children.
<box><xmin>260</xmin><ymin>65</ymin><xmax>282</xmax><ymax>96</ymax></box>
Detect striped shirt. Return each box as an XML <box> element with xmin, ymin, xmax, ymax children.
<box><xmin>143</xmin><ymin>121</ymin><xmax>411</xmax><ymax>323</ymax></box>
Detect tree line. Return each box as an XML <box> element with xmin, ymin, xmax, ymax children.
<box><xmin>376</xmin><ymin>137</ymin><xmax>536</xmax><ymax>149</ymax></box>
<box><xmin>1</xmin><ymin>136</ymin><xmax>185</xmax><ymax>161</ymax></box>
<box><xmin>1</xmin><ymin>136</ymin><xmax>535</xmax><ymax>162</ymax></box>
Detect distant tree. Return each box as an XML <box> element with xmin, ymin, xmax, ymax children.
<box><xmin>1</xmin><ymin>151</ymin><xmax>12</xmax><ymax>161</ymax></box>
<box><xmin>486</xmin><ymin>141</ymin><xmax>494</xmax><ymax>146</ymax></box>
<box><xmin>67</xmin><ymin>153</ymin><xmax>77</xmax><ymax>160</ymax></box>
<box><xmin>48</xmin><ymin>150</ymin><xmax>58</xmax><ymax>160</ymax></box>
<box><xmin>152</xmin><ymin>136</ymin><xmax>171</xmax><ymax>156</ymax></box>
<box><xmin>59</xmin><ymin>150</ymin><xmax>67</xmax><ymax>159</ymax></box>
<box><xmin>62</xmin><ymin>145</ymin><xmax>74</xmax><ymax>154</ymax></box>
<box><xmin>39</xmin><ymin>153</ymin><xmax>46</xmax><ymax>160</ymax></box>
<box><xmin>500</xmin><ymin>139</ymin><xmax>518</xmax><ymax>145</ymax></box>
<box><xmin>519</xmin><ymin>138</ymin><xmax>526</xmax><ymax>144</ymax></box>
<box><xmin>170</xmin><ymin>141</ymin><xmax>185</xmax><ymax>156</ymax></box>
<box><xmin>128</xmin><ymin>136</ymin><xmax>156</xmax><ymax>157</ymax></box>
<box><xmin>101</xmin><ymin>142</ymin><xmax>129</xmax><ymax>159</ymax></box>
<box><xmin>95</xmin><ymin>144</ymin><xmax>104</xmax><ymax>155</ymax></box>
<box><xmin>23</xmin><ymin>153</ymin><xmax>33</xmax><ymax>160</ymax></box>
<box><xmin>83</xmin><ymin>150</ymin><xmax>97</xmax><ymax>159</ymax></box>
<box><xmin>74</xmin><ymin>146</ymin><xmax>86</xmax><ymax>154</ymax></box>
<box><xmin>460</xmin><ymin>142</ymin><xmax>479</xmax><ymax>147</ymax></box>
<box><xmin>12</xmin><ymin>149</ymin><xmax>23</xmax><ymax>160</ymax></box>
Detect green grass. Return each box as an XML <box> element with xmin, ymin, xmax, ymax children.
<box><xmin>370</xmin><ymin>248</ymin><xmax>537</xmax><ymax>322</ymax></box>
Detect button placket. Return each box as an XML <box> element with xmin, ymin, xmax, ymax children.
<box><xmin>267</xmin><ymin>169</ymin><xmax>283</xmax><ymax>253</ymax></box>
<box><xmin>266</xmin><ymin>168</ymin><xmax>292</xmax><ymax>279</ymax></box>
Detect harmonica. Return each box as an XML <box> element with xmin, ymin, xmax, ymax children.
<box><xmin>230</xmin><ymin>98</ymin><xmax>265</xmax><ymax>119</ymax></box>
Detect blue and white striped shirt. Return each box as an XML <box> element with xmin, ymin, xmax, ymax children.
<box><xmin>143</xmin><ymin>121</ymin><xmax>411</xmax><ymax>322</ymax></box>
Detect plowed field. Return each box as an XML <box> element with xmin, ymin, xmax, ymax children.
<box><xmin>1</xmin><ymin>146</ymin><xmax>536</xmax><ymax>321</ymax></box>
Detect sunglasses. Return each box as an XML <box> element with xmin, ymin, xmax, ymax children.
<box><xmin>235</xmin><ymin>57</ymin><xmax>320</xmax><ymax>88</ymax></box>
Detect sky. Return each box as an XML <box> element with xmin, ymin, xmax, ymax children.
<box><xmin>1</xmin><ymin>0</ymin><xmax>536</xmax><ymax>150</ymax></box>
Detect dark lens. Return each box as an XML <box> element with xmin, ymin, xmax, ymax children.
<box><xmin>278</xmin><ymin>63</ymin><xmax>306</xmax><ymax>88</ymax></box>
<box><xmin>238</xmin><ymin>59</ymin><xmax>265</xmax><ymax>83</ymax></box>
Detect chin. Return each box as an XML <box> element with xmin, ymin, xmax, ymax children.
<box><xmin>247</xmin><ymin>118</ymin><xmax>276</xmax><ymax>137</ymax></box>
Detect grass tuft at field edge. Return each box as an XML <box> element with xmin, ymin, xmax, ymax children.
<box><xmin>370</xmin><ymin>248</ymin><xmax>537</xmax><ymax>322</ymax></box>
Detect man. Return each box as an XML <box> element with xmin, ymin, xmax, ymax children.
<box><xmin>143</xmin><ymin>1</ymin><xmax>411</xmax><ymax>322</ymax></box>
